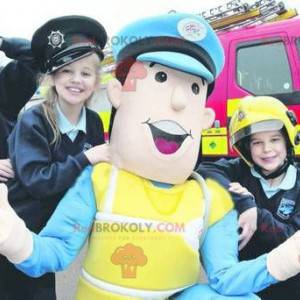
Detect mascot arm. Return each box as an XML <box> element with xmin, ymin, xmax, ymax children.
<box><xmin>15</xmin><ymin>166</ymin><xmax>96</xmax><ymax>277</ymax></box>
<box><xmin>0</xmin><ymin>184</ymin><xmax>33</xmax><ymax>264</ymax></box>
<box><xmin>267</xmin><ymin>231</ymin><xmax>300</xmax><ymax>281</ymax></box>
<box><xmin>201</xmin><ymin>210</ymin><xmax>277</xmax><ymax>296</ymax></box>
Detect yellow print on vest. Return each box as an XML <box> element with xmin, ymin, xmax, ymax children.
<box><xmin>111</xmin><ymin>243</ymin><xmax>148</xmax><ymax>278</ymax></box>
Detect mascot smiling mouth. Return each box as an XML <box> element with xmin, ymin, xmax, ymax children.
<box><xmin>144</xmin><ymin>119</ymin><xmax>192</xmax><ymax>155</ymax></box>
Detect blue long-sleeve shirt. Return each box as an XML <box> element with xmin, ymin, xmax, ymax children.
<box><xmin>16</xmin><ymin>166</ymin><xmax>277</xmax><ymax>296</ymax></box>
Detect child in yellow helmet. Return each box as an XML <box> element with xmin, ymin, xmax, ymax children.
<box><xmin>199</xmin><ymin>95</ymin><xmax>300</xmax><ymax>300</ymax></box>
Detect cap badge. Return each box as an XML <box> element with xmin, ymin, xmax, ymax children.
<box><xmin>238</xmin><ymin>110</ymin><xmax>245</xmax><ymax>121</ymax></box>
<box><xmin>177</xmin><ymin>18</ymin><xmax>207</xmax><ymax>42</ymax></box>
<box><xmin>48</xmin><ymin>30</ymin><xmax>65</xmax><ymax>49</ymax></box>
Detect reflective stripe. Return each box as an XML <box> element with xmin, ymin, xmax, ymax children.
<box><xmin>227</xmin><ymin>98</ymin><xmax>241</xmax><ymax>117</ymax></box>
<box><xmin>103</xmin><ymin>165</ymin><xmax>119</xmax><ymax>213</ymax></box>
<box><xmin>81</xmin><ymin>268</ymin><xmax>187</xmax><ymax>300</ymax></box>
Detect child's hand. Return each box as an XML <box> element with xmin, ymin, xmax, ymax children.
<box><xmin>238</xmin><ymin>207</ymin><xmax>257</xmax><ymax>250</ymax></box>
<box><xmin>0</xmin><ymin>183</ymin><xmax>33</xmax><ymax>263</ymax></box>
<box><xmin>229</xmin><ymin>182</ymin><xmax>252</xmax><ymax>197</ymax></box>
<box><xmin>229</xmin><ymin>182</ymin><xmax>257</xmax><ymax>250</ymax></box>
<box><xmin>0</xmin><ymin>159</ymin><xmax>15</xmax><ymax>182</ymax></box>
<box><xmin>84</xmin><ymin>143</ymin><xmax>111</xmax><ymax>165</ymax></box>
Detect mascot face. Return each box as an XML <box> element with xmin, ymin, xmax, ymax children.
<box><xmin>107</xmin><ymin>62</ymin><xmax>215</xmax><ymax>184</ymax></box>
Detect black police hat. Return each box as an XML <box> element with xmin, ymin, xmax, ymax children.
<box><xmin>32</xmin><ymin>15</ymin><xmax>107</xmax><ymax>73</ymax></box>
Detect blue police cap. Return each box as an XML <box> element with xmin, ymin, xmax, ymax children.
<box><xmin>31</xmin><ymin>15</ymin><xmax>107</xmax><ymax>73</ymax></box>
<box><xmin>113</xmin><ymin>12</ymin><xmax>224</xmax><ymax>83</ymax></box>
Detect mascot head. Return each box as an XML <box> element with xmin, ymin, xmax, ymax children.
<box><xmin>107</xmin><ymin>12</ymin><xmax>224</xmax><ymax>184</ymax></box>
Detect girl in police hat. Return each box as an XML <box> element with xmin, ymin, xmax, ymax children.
<box><xmin>0</xmin><ymin>15</ymin><xmax>109</xmax><ymax>300</ymax></box>
<box><xmin>199</xmin><ymin>96</ymin><xmax>300</xmax><ymax>300</ymax></box>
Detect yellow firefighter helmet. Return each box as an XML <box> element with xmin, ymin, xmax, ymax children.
<box><xmin>229</xmin><ymin>96</ymin><xmax>300</xmax><ymax>165</ymax></box>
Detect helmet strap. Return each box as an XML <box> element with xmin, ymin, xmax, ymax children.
<box><xmin>253</xmin><ymin>158</ymin><xmax>290</xmax><ymax>180</ymax></box>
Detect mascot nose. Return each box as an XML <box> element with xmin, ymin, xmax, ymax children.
<box><xmin>171</xmin><ymin>86</ymin><xmax>187</xmax><ymax>111</ymax></box>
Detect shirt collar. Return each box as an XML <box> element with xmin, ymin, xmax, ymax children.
<box><xmin>251</xmin><ymin>164</ymin><xmax>297</xmax><ymax>191</ymax></box>
<box><xmin>56</xmin><ymin>103</ymin><xmax>86</xmax><ymax>135</ymax></box>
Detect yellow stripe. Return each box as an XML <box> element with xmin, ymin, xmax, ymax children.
<box><xmin>202</xmin><ymin>127</ymin><xmax>227</xmax><ymax>136</ymax></box>
<box><xmin>211</xmin><ymin>8</ymin><xmax>260</xmax><ymax>30</ymax></box>
<box><xmin>98</xmin><ymin>111</ymin><xmax>111</xmax><ymax>133</ymax></box>
<box><xmin>100</xmin><ymin>73</ymin><xmax>115</xmax><ymax>85</ymax></box>
<box><xmin>227</xmin><ymin>98</ymin><xmax>241</xmax><ymax>117</ymax></box>
<box><xmin>267</xmin><ymin>9</ymin><xmax>298</xmax><ymax>22</ymax></box>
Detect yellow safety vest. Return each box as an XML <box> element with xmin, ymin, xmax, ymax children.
<box><xmin>76</xmin><ymin>163</ymin><xmax>233</xmax><ymax>300</ymax></box>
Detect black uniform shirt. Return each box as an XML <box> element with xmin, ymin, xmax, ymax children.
<box><xmin>7</xmin><ymin>104</ymin><xmax>105</xmax><ymax>232</ymax></box>
<box><xmin>0</xmin><ymin>60</ymin><xmax>37</xmax><ymax>158</ymax></box>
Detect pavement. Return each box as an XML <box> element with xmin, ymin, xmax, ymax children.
<box><xmin>56</xmin><ymin>243</ymin><xmax>87</xmax><ymax>300</ymax></box>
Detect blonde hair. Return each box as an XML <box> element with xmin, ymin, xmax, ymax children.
<box><xmin>42</xmin><ymin>53</ymin><xmax>101</xmax><ymax>146</ymax></box>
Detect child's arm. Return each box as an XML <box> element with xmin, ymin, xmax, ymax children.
<box><xmin>198</xmin><ymin>158</ymin><xmax>256</xmax><ymax>214</ymax></box>
<box><xmin>0</xmin><ymin>37</ymin><xmax>38</xmax><ymax>119</ymax></box>
<box><xmin>200</xmin><ymin>159</ymin><xmax>300</xmax><ymax>252</ymax></box>
<box><xmin>254</xmin><ymin>204</ymin><xmax>300</xmax><ymax>249</ymax></box>
<box><xmin>0</xmin><ymin>167</ymin><xmax>95</xmax><ymax>276</ymax></box>
<box><xmin>199</xmin><ymin>159</ymin><xmax>257</xmax><ymax>249</ymax></box>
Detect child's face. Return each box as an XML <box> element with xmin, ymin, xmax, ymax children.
<box><xmin>250</xmin><ymin>130</ymin><xmax>287</xmax><ymax>175</ymax></box>
<box><xmin>53</xmin><ymin>53</ymin><xmax>99</xmax><ymax>108</ymax></box>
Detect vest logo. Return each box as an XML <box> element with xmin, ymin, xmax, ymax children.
<box><xmin>277</xmin><ymin>198</ymin><xmax>295</xmax><ymax>220</ymax></box>
<box><xmin>111</xmin><ymin>243</ymin><xmax>148</xmax><ymax>278</ymax></box>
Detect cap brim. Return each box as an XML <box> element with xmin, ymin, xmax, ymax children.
<box><xmin>48</xmin><ymin>52</ymin><xmax>92</xmax><ymax>73</ymax></box>
<box><xmin>232</xmin><ymin>119</ymin><xmax>284</xmax><ymax>145</ymax></box>
<box><xmin>137</xmin><ymin>51</ymin><xmax>214</xmax><ymax>83</ymax></box>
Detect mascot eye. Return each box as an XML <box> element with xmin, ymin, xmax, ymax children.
<box><xmin>191</xmin><ymin>83</ymin><xmax>200</xmax><ymax>95</ymax></box>
<box><xmin>155</xmin><ymin>71</ymin><xmax>167</xmax><ymax>82</ymax></box>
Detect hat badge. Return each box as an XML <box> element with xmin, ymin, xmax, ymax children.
<box><xmin>48</xmin><ymin>30</ymin><xmax>65</xmax><ymax>49</ymax></box>
<box><xmin>177</xmin><ymin>18</ymin><xmax>207</xmax><ymax>42</ymax></box>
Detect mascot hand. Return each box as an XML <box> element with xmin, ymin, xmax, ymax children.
<box><xmin>267</xmin><ymin>231</ymin><xmax>300</xmax><ymax>281</ymax></box>
<box><xmin>0</xmin><ymin>184</ymin><xmax>33</xmax><ymax>263</ymax></box>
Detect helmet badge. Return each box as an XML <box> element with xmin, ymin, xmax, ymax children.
<box><xmin>238</xmin><ymin>110</ymin><xmax>245</xmax><ymax>121</ymax></box>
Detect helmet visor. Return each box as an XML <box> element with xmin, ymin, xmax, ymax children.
<box><xmin>231</xmin><ymin>119</ymin><xmax>284</xmax><ymax>146</ymax></box>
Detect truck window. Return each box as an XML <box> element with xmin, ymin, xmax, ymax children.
<box><xmin>237</xmin><ymin>41</ymin><xmax>292</xmax><ymax>95</ymax></box>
